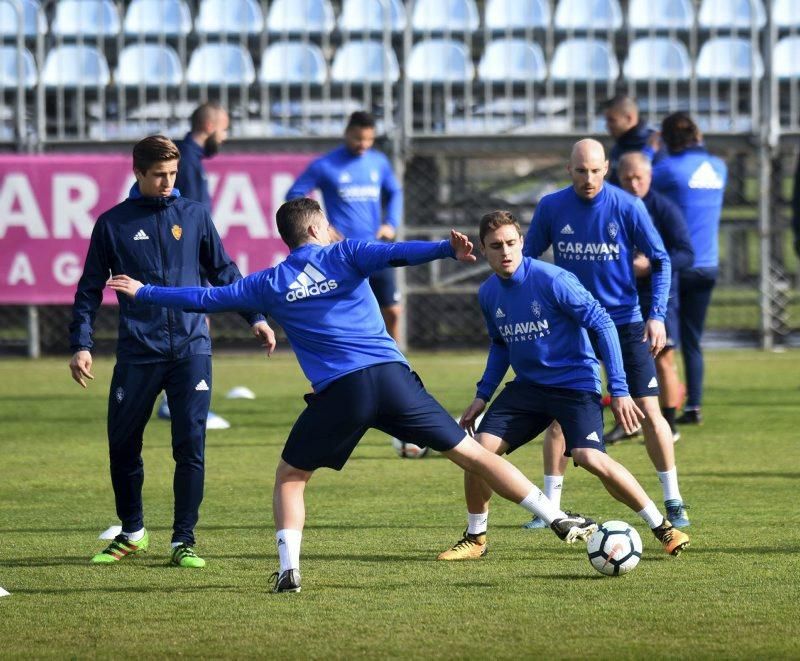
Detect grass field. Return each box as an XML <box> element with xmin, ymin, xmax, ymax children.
<box><xmin>1</xmin><ymin>350</ymin><xmax>799</xmax><ymax>659</ymax></box>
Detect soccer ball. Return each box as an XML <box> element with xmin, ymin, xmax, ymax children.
<box><xmin>586</xmin><ymin>520</ymin><xmax>643</xmax><ymax>576</ymax></box>
<box><xmin>391</xmin><ymin>437</ymin><xmax>430</xmax><ymax>458</ymax></box>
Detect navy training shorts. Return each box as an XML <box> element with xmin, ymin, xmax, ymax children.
<box><xmin>368</xmin><ymin>268</ymin><xmax>400</xmax><ymax>308</ymax></box>
<box><xmin>282</xmin><ymin>362</ymin><xmax>466</xmax><ymax>471</ymax></box>
<box><xmin>476</xmin><ymin>381</ymin><xmax>606</xmax><ymax>456</ymax></box>
<box><xmin>591</xmin><ymin>321</ymin><xmax>659</xmax><ymax>399</ymax></box>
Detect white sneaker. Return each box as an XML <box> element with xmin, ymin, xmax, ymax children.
<box><xmin>206</xmin><ymin>412</ymin><xmax>231</xmax><ymax>430</ymax></box>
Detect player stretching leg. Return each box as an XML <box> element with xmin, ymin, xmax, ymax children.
<box><xmin>109</xmin><ymin>198</ymin><xmax>599</xmax><ymax>593</ymax></box>
<box><xmin>437</xmin><ymin>213</ymin><xmax>689</xmax><ymax>560</ymax></box>
<box><xmin>522</xmin><ymin>139</ymin><xmax>690</xmax><ymax>530</ymax></box>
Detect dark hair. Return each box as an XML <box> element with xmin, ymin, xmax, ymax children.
<box><xmin>479</xmin><ymin>210</ymin><xmax>521</xmax><ymax>244</ymax></box>
<box><xmin>276</xmin><ymin>198</ymin><xmax>323</xmax><ymax>249</ymax></box>
<box><xmin>132</xmin><ymin>135</ymin><xmax>180</xmax><ymax>174</ymax></box>
<box><xmin>661</xmin><ymin>112</ymin><xmax>701</xmax><ymax>153</ymax></box>
<box><xmin>190</xmin><ymin>101</ymin><xmax>224</xmax><ymax>133</ymax></box>
<box><xmin>346</xmin><ymin>111</ymin><xmax>376</xmax><ymax>131</ymax></box>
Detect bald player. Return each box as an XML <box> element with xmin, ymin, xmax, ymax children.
<box><xmin>522</xmin><ymin>139</ymin><xmax>690</xmax><ymax>530</ymax></box>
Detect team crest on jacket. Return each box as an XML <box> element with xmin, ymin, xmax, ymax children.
<box><xmin>607</xmin><ymin>222</ymin><xmax>618</xmax><ymax>239</ymax></box>
<box><xmin>171</xmin><ymin>225</ymin><xmax>182</xmax><ymax>240</ymax></box>
<box><xmin>531</xmin><ymin>300</ymin><xmax>541</xmax><ymax>317</ymax></box>
<box><xmin>115</xmin><ymin>387</ymin><xmax>125</xmax><ymax>403</ymax></box>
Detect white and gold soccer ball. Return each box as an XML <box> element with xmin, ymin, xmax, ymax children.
<box><xmin>586</xmin><ymin>520</ymin><xmax>643</xmax><ymax>576</ymax></box>
<box><xmin>390</xmin><ymin>437</ymin><xmax>430</xmax><ymax>458</ymax></box>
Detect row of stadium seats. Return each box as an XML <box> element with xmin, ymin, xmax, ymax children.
<box><xmin>0</xmin><ymin>0</ymin><xmax>793</xmax><ymax>40</ymax></box>
<box><xmin>3</xmin><ymin>35</ymin><xmax>790</xmax><ymax>90</ymax></box>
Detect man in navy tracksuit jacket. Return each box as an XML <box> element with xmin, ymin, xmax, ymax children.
<box><xmin>69</xmin><ymin>135</ymin><xmax>272</xmax><ymax>568</ymax></box>
<box><xmin>604</xmin><ymin>95</ymin><xmax>660</xmax><ymax>186</ymax></box>
<box><xmin>612</xmin><ymin>151</ymin><xmax>694</xmax><ymax>442</ymax></box>
<box><xmin>652</xmin><ymin>113</ymin><xmax>727</xmax><ymax>425</ymax></box>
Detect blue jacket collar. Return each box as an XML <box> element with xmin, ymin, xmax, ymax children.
<box><xmin>129</xmin><ymin>182</ymin><xmax>181</xmax><ymax>207</ymax></box>
<box><xmin>181</xmin><ymin>132</ymin><xmax>206</xmax><ymax>160</ymax></box>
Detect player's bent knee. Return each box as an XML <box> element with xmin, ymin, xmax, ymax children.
<box><xmin>474</xmin><ymin>432</ymin><xmax>507</xmax><ymax>455</ymax></box>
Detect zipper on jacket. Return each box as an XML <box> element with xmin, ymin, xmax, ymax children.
<box><xmin>154</xmin><ymin>207</ymin><xmax>175</xmax><ymax>359</ymax></box>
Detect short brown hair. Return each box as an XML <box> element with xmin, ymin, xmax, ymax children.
<box><xmin>276</xmin><ymin>197</ymin><xmax>324</xmax><ymax>249</ymax></box>
<box><xmin>661</xmin><ymin>112</ymin><xmax>701</xmax><ymax>153</ymax></box>
<box><xmin>132</xmin><ymin>135</ymin><xmax>180</xmax><ymax>174</ymax></box>
<box><xmin>190</xmin><ymin>100</ymin><xmax>224</xmax><ymax>133</ymax></box>
<box><xmin>479</xmin><ymin>210</ymin><xmax>521</xmax><ymax>244</ymax></box>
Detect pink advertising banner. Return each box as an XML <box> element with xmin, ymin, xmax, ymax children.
<box><xmin>0</xmin><ymin>153</ymin><xmax>314</xmax><ymax>304</ymax></box>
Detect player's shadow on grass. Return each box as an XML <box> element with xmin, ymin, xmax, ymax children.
<box><xmin>0</xmin><ymin>556</ymin><xmax>99</xmax><ymax>567</ymax></box>
<box><xmin>10</xmin><ymin>585</ymin><xmax>238</xmax><ymax>595</ymax></box>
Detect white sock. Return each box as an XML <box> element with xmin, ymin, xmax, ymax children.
<box><xmin>638</xmin><ymin>501</ymin><xmax>665</xmax><ymax>529</ymax></box>
<box><xmin>543</xmin><ymin>475</ymin><xmax>564</xmax><ymax>510</ymax></box>
<box><xmin>657</xmin><ymin>467</ymin><xmax>682</xmax><ymax>502</ymax></box>
<box><xmin>467</xmin><ymin>511</ymin><xmax>488</xmax><ymax>536</ymax></box>
<box><xmin>170</xmin><ymin>541</ymin><xmax>184</xmax><ymax>549</ymax></box>
<box><xmin>518</xmin><ymin>486</ymin><xmax>563</xmax><ymax>526</ymax></box>
<box><xmin>276</xmin><ymin>529</ymin><xmax>302</xmax><ymax>573</ymax></box>
<box><xmin>125</xmin><ymin>528</ymin><xmax>145</xmax><ymax>542</ymax></box>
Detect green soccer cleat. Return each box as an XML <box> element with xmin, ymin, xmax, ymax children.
<box><xmin>170</xmin><ymin>543</ymin><xmax>206</xmax><ymax>568</ymax></box>
<box><xmin>91</xmin><ymin>530</ymin><xmax>149</xmax><ymax>564</ymax></box>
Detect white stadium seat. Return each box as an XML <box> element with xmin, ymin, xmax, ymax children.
<box><xmin>696</xmin><ymin>37</ymin><xmax>764</xmax><ymax>79</ymax></box>
<box><xmin>52</xmin><ymin>0</ymin><xmax>120</xmax><ymax>37</ymax></box>
<box><xmin>338</xmin><ymin>0</ymin><xmax>406</xmax><ymax>33</ymax></box>
<box><xmin>412</xmin><ymin>0</ymin><xmax>480</xmax><ymax>33</ymax></box>
<box><xmin>115</xmin><ymin>44</ymin><xmax>183</xmax><ymax>86</ymax></box>
<box><xmin>259</xmin><ymin>42</ymin><xmax>327</xmax><ymax>85</ymax></box>
<box><xmin>624</xmin><ymin>37</ymin><xmax>692</xmax><ymax>80</ymax></box>
<box><xmin>0</xmin><ymin>45</ymin><xmax>37</xmax><ymax>88</ymax></box>
<box><xmin>478</xmin><ymin>38</ymin><xmax>546</xmax><ymax>82</ymax></box>
<box><xmin>186</xmin><ymin>43</ymin><xmax>255</xmax><ymax>85</ymax></box>
<box><xmin>124</xmin><ymin>0</ymin><xmax>192</xmax><ymax>37</ymax></box>
<box><xmin>773</xmin><ymin>0</ymin><xmax>800</xmax><ymax>28</ymax></box>
<box><xmin>773</xmin><ymin>37</ymin><xmax>800</xmax><ymax>79</ymax></box>
<box><xmin>554</xmin><ymin>0</ymin><xmax>622</xmax><ymax>31</ymax></box>
<box><xmin>551</xmin><ymin>38</ymin><xmax>619</xmax><ymax>80</ymax></box>
<box><xmin>42</xmin><ymin>45</ymin><xmax>110</xmax><ymax>86</ymax></box>
<box><xmin>628</xmin><ymin>0</ymin><xmax>694</xmax><ymax>31</ymax></box>
<box><xmin>0</xmin><ymin>0</ymin><xmax>47</xmax><ymax>38</ymax></box>
<box><xmin>407</xmin><ymin>39</ymin><xmax>474</xmax><ymax>83</ymax></box>
<box><xmin>484</xmin><ymin>0</ymin><xmax>551</xmax><ymax>31</ymax></box>
<box><xmin>196</xmin><ymin>0</ymin><xmax>263</xmax><ymax>35</ymax></box>
<box><xmin>331</xmin><ymin>41</ymin><xmax>400</xmax><ymax>84</ymax></box>
<box><xmin>698</xmin><ymin>0</ymin><xmax>766</xmax><ymax>30</ymax></box>
<box><xmin>267</xmin><ymin>0</ymin><xmax>335</xmax><ymax>34</ymax></box>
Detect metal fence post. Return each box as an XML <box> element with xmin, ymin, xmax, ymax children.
<box><xmin>27</xmin><ymin>305</ymin><xmax>40</xmax><ymax>359</ymax></box>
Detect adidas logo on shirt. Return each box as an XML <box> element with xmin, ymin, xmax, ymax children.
<box><xmin>195</xmin><ymin>379</ymin><xmax>209</xmax><ymax>391</ymax></box>
<box><xmin>133</xmin><ymin>229</ymin><xmax>149</xmax><ymax>241</ymax></box>
<box><xmin>560</xmin><ymin>224</ymin><xmax>575</xmax><ymax>235</ymax></box>
<box><xmin>648</xmin><ymin>377</ymin><xmax>658</xmax><ymax>389</ymax></box>
<box><xmin>495</xmin><ymin>307</ymin><xmax>506</xmax><ymax>318</ymax></box>
<box><xmin>688</xmin><ymin>162</ymin><xmax>724</xmax><ymax>190</ymax></box>
<box><xmin>286</xmin><ymin>263</ymin><xmax>338</xmax><ymax>302</ymax></box>
<box><xmin>585</xmin><ymin>431</ymin><xmax>600</xmax><ymax>443</ymax></box>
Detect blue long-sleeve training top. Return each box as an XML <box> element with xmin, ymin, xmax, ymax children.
<box><xmin>286</xmin><ymin>146</ymin><xmax>403</xmax><ymax>242</ymax></box>
<box><xmin>651</xmin><ymin>145</ymin><xmax>727</xmax><ymax>269</ymax></box>
<box><xmin>135</xmin><ymin>239</ymin><xmax>454</xmax><ymax>392</ymax></box>
<box><xmin>608</xmin><ymin>120</ymin><xmax>659</xmax><ymax>186</ymax></box>
<box><xmin>475</xmin><ymin>257</ymin><xmax>628</xmax><ymax>400</ymax></box>
<box><xmin>524</xmin><ymin>184</ymin><xmax>671</xmax><ymax>325</ymax></box>
<box><xmin>69</xmin><ymin>184</ymin><xmax>263</xmax><ymax>363</ymax></box>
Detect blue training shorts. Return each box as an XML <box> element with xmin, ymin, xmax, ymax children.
<box><xmin>591</xmin><ymin>321</ymin><xmax>659</xmax><ymax>399</ymax></box>
<box><xmin>282</xmin><ymin>362</ymin><xmax>466</xmax><ymax>471</ymax></box>
<box><xmin>476</xmin><ymin>381</ymin><xmax>606</xmax><ymax>456</ymax></box>
<box><xmin>368</xmin><ymin>268</ymin><xmax>400</xmax><ymax>308</ymax></box>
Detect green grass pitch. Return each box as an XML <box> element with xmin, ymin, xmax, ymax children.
<box><xmin>1</xmin><ymin>350</ymin><xmax>799</xmax><ymax>658</ymax></box>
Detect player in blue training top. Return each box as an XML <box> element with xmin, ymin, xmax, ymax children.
<box><xmin>437</xmin><ymin>211</ymin><xmax>690</xmax><ymax>560</ymax></box>
<box><xmin>652</xmin><ymin>112</ymin><xmax>727</xmax><ymax>426</ymax></box>
<box><xmin>609</xmin><ymin>152</ymin><xmax>695</xmax><ymax>444</ymax></box>
<box><xmin>604</xmin><ymin>94</ymin><xmax>660</xmax><ymax>186</ymax></box>
<box><xmin>523</xmin><ymin>139</ymin><xmax>691</xmax><ymax>530</ymax></box>
<box><xmin>286</xmin><ymin>111</ymin><xmax>405</xmax><ymax>340</ymax></box>
<box><xmin>109</xmin><ymin>197</ymin><xmax>600</xmax><ymax>594</ymax></box>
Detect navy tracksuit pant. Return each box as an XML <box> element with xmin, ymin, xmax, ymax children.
<box><xmin>107</xmin><ymin>354</ymin><xmax>211</xmax><ymax>545</ymax></box>
<box><xmin>678</xmin><ymin>267</ymin><xmax>718</xmax><ymax>409</ymax></box>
